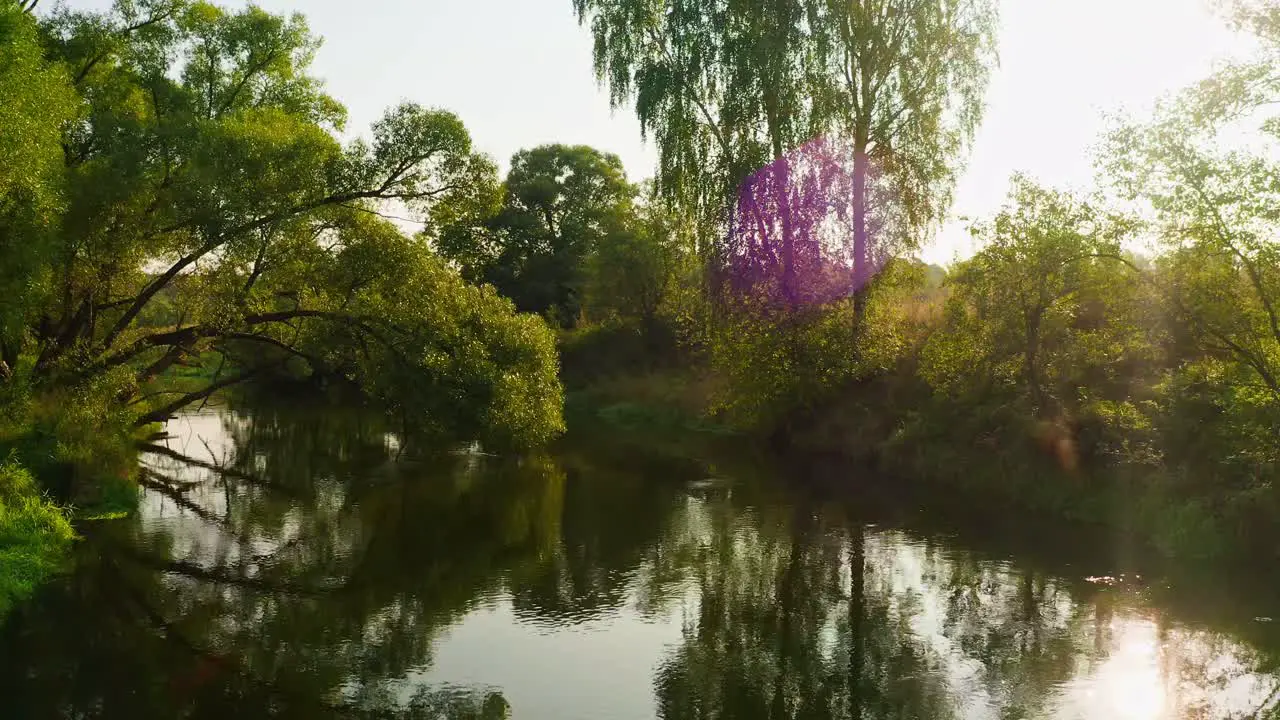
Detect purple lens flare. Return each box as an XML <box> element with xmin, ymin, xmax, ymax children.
<box><xmin>722</xmin><ymin>136</ymin><xmax>888</xmax><ymax>309</ymax></box>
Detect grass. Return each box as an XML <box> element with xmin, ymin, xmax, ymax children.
<box><xmin>565</xmin><ymin>368</ymin><xmax>734</xmax><ymax>436</ymax></box>
<box><xmin>0</xmin><ymin>458</ymin><xmax>75</xmax><ymax>620</ymax></box>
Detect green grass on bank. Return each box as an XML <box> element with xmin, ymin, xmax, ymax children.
<box><xmin>564</xmin><ymin>368</ymin><xmax>735</xmax><ymax>436</ymax></box>
<box><xmin>0</xmin><ymin>459</ymin><xmax>75</xmax><ymax>621</ymax></box>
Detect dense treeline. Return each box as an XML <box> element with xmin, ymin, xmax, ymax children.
<box><xmin>549</xmin><ymin>0</ymin><xmax>1280</xmax><ymax>560</ymax></box>
<box><xmin>0</xmin><ymin>0</ymin><xmax>568</xmax><ymax>453</ymax></box>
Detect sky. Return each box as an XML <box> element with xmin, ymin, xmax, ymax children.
<box><xmin>67</xmin><ymin>0</ymin><xmax>1252</xmax><ymax>265</ymax></box>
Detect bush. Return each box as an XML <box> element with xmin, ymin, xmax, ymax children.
<box><xmin>0</xmin><ymin>458</ymin><xmax>75</xmax><ymax>620</ymax></box>
<box><xmin>559</xmin><ymin>320</ymin><xmax>680</xmax><ymax>387</ymax></box>
<box><xmin>0</xmin><ymin>366</ymin><xmax>139</xmax><ymax>509</ymax></box>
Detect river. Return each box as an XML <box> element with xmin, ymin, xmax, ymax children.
<box><xmin>2</xmin><ymin>401</ymin><xmax>1278</xmax><ymax>719</ymax></box>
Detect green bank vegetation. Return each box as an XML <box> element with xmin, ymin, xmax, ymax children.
<box><xmin>0</xmin><ymin>459</ymin><xmax>74</xmax><ymax>618</ymax></box>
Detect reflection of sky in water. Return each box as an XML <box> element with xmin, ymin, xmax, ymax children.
<box><xmin>855</xmin><ymin>532</ymin><xmax>1277</xmax><ymax>720</ymax></box>
<box><xmin>127</xmin><ymin>409</ymin><xmax>1280</xmax><ymax>720</ymax></box>
<box><xmin>417</xmin><ymin>600</ymin><xmax>690</xmax><ymax>720</ymax></box>
<box><xmin>400</xmin><ymin>506</ymin><xmax>1277</xmax><ymax>719</ymax></box>
<box><xmin>138</xmin><ymin>408</ymin><xmax>363</xmax><ymax>581</ymax></box>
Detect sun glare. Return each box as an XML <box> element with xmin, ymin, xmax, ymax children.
<box><xmin>1095</xmin><ymin>618</ymin><xmax>1168</xmax><ymax>720</ymax></box>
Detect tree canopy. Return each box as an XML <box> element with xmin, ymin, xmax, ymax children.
<box><xmin>573</xmin><ymin>0</ymin><xmax>998</xmax><ymax>308</ymax></box>
<box><xmin>0</xmin><ymin>0</ymin><xmax>562</xmax><ymax>449</ymax></box>
<box><xmin>434</xmin><ymin>143</ymin><xmax>636</xmax><ymax>328</ymax></box>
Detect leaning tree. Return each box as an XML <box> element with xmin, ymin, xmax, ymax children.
<box><xmin>0</xmin><ymin>0</ymin><xmax>562</xmax><ymax>448</ymax></box>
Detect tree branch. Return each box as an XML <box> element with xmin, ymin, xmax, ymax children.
<box><xmin>216</xmin><ymin>49</ymin><xmax>280</xmax><ymax>116</ymax></box>
<box><xmin>137</xmin><ymin>470</ymin><xmax>228</xmax><ymax>526</ymax></box>
<box><xmin>645</xmin><ymin>25</ymin><xmax>730</xmax><ymax>157</ymax></box>
<box><xmin>1190</xmin><ymin>179</ymin><xmax>1280</xmax><ymax>347</ymax></box>
<box><xmin>133</xmin><ymin>366</ymin><xmax>268</xmax><ymax>428</ymax></box>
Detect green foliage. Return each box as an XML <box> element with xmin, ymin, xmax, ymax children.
<box><xmin>0</xmin><ymin>0</ymin><xmax>564</xmax><ymax>466</ymax></box>
<box><xmin>302</xmin><ymin>231</ymin><xmax>566</xmax><ymax>448</ymax></box>
<box><xmin>571</xmin><ymin>0</ymin><xmax>1002</xmax><ymax>449</ymax></box>
<box><xmin>1104</xmin><ymin>0</ymin><xmax>1280</xmax><ymax>407</ymax></box>
<box><xmin>709</xmin><ymin>303</ymin><xmax>861</xmax><ymax>432</ymax></box>
<box><xmin>0</xmin><ymin>458</ymin><xmax>75</xmax><ymax>620</ymax></box>
<box><xmin>559</xmin><ymin>322</ymin><xmax>669</xmax><ymax>384</ymax></box>
<box><xmin>583</xmin><ymin>194</ymin><xmax>685</xmax><ymax>329</ymax></box>
<box><xmin>704</xmin><ymin>258</ymin><xmax>934</xmax><ymax>435</ymax></box>
<box><xmin>0</xmin><ymin>1</ymin><xmax>79</xmax><ymax>368</ymax></box>
<box><xmin>574</xmin><ymin>0</ymin><xmax>999</xmax><ymax>278</ymax></box>
<box><xmin>434</xmin><ymin>144</ymin><xmax>636</xmax><ymax>327</ymax></box>
<box><xmin>1157</xmin><ymin>359</ymin><xmax>1280</xmax><ymax>483</ymax></box>
<box><xmin>0</xmin><ymin>357</ymin><xmax>139</xmax><ymax>510</ymax></box>
<box><xmin>921</xmin><ymin>179</ymin><xmax>1154</xmax><ymax>418</ymax></box>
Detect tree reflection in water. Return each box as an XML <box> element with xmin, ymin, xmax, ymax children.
<box><xmin>1</xmin><ymin>402</ymin><xmax>1278</xmax><ymax>720</ymax></box>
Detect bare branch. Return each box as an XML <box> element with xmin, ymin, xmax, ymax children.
<box><xmin>133</xmin><ymin>366</ymin><xmax>269</xmax><ymax>428</ymax></box>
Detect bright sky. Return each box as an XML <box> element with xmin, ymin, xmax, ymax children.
<box><xmin>68</xmin><ymin>0</ymin><xmax>1252</xmax><ymax>265</ymax></box>
<box><xmin>931</xmin><ymin>0</ymin><xmax>1249</xmax><ymax>265</ymax></box>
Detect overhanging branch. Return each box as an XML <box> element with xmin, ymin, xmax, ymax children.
<box><xmin>133</xmin><ymin>365</ymin><xmax>268</xmax><ymax>428</ymax></box>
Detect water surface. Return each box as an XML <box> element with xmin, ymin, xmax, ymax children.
<box><xmin>2</xmin><ymin>402</ymin><xmax>1278</xmax><ymax>719</ymax></box>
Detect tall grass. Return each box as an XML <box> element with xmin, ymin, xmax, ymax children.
<box><xmin>0</xmin><ymin>458</ymin><xmax>75</xmax><ymax>620</ymax></box>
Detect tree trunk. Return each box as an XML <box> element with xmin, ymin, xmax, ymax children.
<box><xmin>779</xmin><ymin>156</ymin><xmax>797</xmax><ymax>308</ymax></box>
<box><xmin>764</xmin><ymin>85</ymin><xmax>796</xmax><ymax>309</ymax></box>
<box><xmin>852</xmin><ymin>134</ymin><xmax>870</xmax><ymax>325</ymax></box>
<box><xmin>0</xmin><ymin>339</ymin><xmax>16</xmax><ymax>383</ymax></box>
<box><xmin>1025</xmin><ymin>309</ymin><xmax>1045</xmax><ymax>413</ymax></box>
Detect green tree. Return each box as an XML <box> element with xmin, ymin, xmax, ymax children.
<box><xmin>573</xmin><ymin>0</ymin><xmax>998</xmax><ymax>312</ymax></box>
<box><xmin>923</xmin><ymin>179</ymin><xmax>1147</xmax><ymax>418</ymax></box>
<box><xmin>807</xmin><ymin>0</ymin><xmax>997</xmax><ymax>310</ymax></box>
<box><xmin>583</xmin><ymin>190</ymin><xmax>686</xmax><ymax>333</ymax></box>
<box><xmin>1107</xmin><ymin>81</ymin><xmax>1280</xmax><ymax>404</ymax></box>
<box><xmin>1100</xmin><ymin>0</ymin><xmax>1280</xmax><ymax>492</ymax></box>
<box><xmin>435</xmin><ymin>144</ymin><xmax>636</xmax><ymax>328</ymax></box>
<box><xmin>0</xmin><ymin>0</ymin><xmax>562</xmax><ymax>452</ymax></box>
<box><xmin>0</xmin><ymin>0</ymin><xmax>79</xmax><ymax>377</ymax></box>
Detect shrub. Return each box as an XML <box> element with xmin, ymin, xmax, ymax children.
<box><xmin>0</xmin><ymin>458</ymin><xmax>75</xmax><ymax>620</ymax></box>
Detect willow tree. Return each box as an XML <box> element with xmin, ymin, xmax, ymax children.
<box><xmin>0</xmin><ymin>0</ymin><xmax>562</xmax><ymax>451</ymax></box>
<box><xmin>809</xmin><ymin>0</ymin><xmax>997</xmax><ymax>311</ymax></box>
<box><xmin>573</xmin><ymin>0</ymin><xmax>998</xmax><ymax>314</ymax></box>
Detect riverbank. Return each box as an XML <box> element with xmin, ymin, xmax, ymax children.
<box><xmin>0</xmin><ymin>460</ymin><xmax>74</xmax><ymax>620</ymax></box>
<box><xmin>562</xmin><ymin>362</ymin><xmax>1279</xmax><ymax>570</ymax></box>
